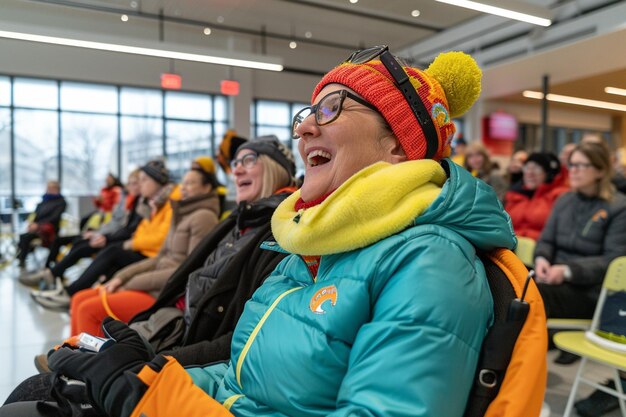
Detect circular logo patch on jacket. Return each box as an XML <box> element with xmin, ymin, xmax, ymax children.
<box><xmin>310</xmin><ymin>285</ymin><xmax>338</xmax><ymax>314</ymax></box>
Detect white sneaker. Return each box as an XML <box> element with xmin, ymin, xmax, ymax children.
<box><xmin>18</xmin><ymin>269</ymin><xmax>46</xmax><ymax>286</ymax></box>
<box><xmin>30</xmin><ymin>278</ymin><xmax>65</xmax><ymax>297</ymax></box>
<box><xmin>32</xmin><ymin>286</ymin><xmax>70</xmax><ymax>310</ymax></box>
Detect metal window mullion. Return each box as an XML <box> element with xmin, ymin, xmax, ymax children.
<box><xmin>9</xmin><ymin>76</ymin><xmax>16</xmax><ymax>234</ymax></box>
<box><xmin>57</xmin><ymin>80</ymin><xmax>62</xmax><ymax>186</ymax></box>
<box><xmin>210</xmin><ymin>95</ymin><xmax>215</xmax><ymax>158</ymax></box>
<box><xmin>117</xmin><ymin>85</ymin><xmax>122</xmax><ymax>177</ymax></box>
<box><xmin>162</xmin><ymin>90</ymin><xmax>166</xmax><ymax>158</ymax></box>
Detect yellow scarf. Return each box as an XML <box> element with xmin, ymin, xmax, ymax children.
<box><xmin>272</xmin><ymin>160</ymin><xmax>446</xmax><ymax>255</ymax></box>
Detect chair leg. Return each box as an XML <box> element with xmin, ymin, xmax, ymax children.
<box><xmin>615</xmin><ymin>370</ymin><xmax>626</xmax><ymax>417</ymax></box>
<box><xmin>563</xmin><ymin>357</ymin><xmax>587</xmax><ymax>417</ymax></box>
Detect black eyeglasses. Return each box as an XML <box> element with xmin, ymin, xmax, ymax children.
<box><xmin>568</xmin><ymin>162</ymin><xmax>593</xmax><ymax>170</ymax></box>
<box><xmin>230</xmin><ymin>152</ymin><xmax>259</xmax><ymax>170</ymax></box>
<box><xmin>346</xmin><ymin>45</ymin><xmax>439</xmax><ymax>159</ymax></box>
<box><xmin>291</xmin><ymin>90</ymin><xmax>379</xmax><ymax>139</ymax></box>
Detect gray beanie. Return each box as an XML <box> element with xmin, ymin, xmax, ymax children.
<box><xmin>140</xmin><ymin>160</ymin><xmax>170</xmax><ymax>185</ymax></box>
<box><xmin>237</xmin><ymin>136</ymin><xmax>296</xmax><ymax>178</ymax></box>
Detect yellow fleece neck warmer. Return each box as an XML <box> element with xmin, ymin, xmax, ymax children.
<box><xmin>271</xmin><ymin>160</ymin><xmax>446</xmax><ymax>255</ymax></box>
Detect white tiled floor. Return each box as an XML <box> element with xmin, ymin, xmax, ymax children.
<box><xmin>0</xmin><ymin>258</ymin><xmax>622</xmax><ymax>416</ymax></box>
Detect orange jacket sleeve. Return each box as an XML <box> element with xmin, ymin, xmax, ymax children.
<box><xmin>130</xmin><ymin>356</ymin><xmax>233</xmax><ymax>417</ymax></box>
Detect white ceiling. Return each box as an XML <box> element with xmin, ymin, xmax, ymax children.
<box><xmin>6</xmin><ymin>0</ymin><xmax>626</xmax><ymax>115</ymax></box>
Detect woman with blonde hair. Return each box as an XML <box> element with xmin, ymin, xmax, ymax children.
<box><xmin>464</xmin><ymin>141</ymin><xmax>507</xmax><ymax>200</ymax></box>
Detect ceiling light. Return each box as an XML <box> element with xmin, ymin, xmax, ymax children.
<box><xmin>217</xmin><ymin>16</ymin><xmax>225</xmax><ymax>23</ymax></box>
<box><xmin>203</xmin><ymin>27</ymin><xmax>211</xmax><ymax>35</ymax></box>
<box><xmin>304</xmin><ymin>31</ymin><xmax>312</xmax><ymax>39</ymax></box>
<box><xmin>0</xmin><ymin>29</ymin><xmax>283</xmax><ymax>72</ymax></box>
<box><xmin>121</xmin><ymin>14</ymin><xmax>129</xmax><ymax>22</ymax></box>
<box><xmin>411</xmin><ymin>10</ymin><xmax>421</xmax><ymax>17</ymax></box>
<box><xmin>130</xmin><ymin>1</ymin><xmax>138</xmax><ymax>8</ymax></box>
<box><xmin>523</xmin><ymin>90</ymin><xmax>626</xmax><ymax>112</ymax></box>
<box><xmin>605</xmin><ymin>86</ymin><xmax>626</xmax><ymax>97</ymax></box>
<box><xmin>435</xmin><ymin>0</ymin><xmax>552</xmax><ymax>27</ymax></box>
<box><xmin>289</xmin><ymin>41</ymin><xmax>297</xmax><ymax>49</ymax></box>
<box><xmin>349</xmin><ymin>0</ymin><xmax>358</xmax><ymax>3</ymax></box>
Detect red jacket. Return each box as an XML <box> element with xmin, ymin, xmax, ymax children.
<box><xmin>505</xmin><ymin>181</ymin><xmax>569</xmax><ymax>240</ymax></box>
<box><xmin>94</xmin><ymin>186</ymin><xmax>122</xmax><ymax>212</ymax></box>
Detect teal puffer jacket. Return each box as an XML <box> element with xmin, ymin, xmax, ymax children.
<box><xmin>188</xmin><ymin>161</ymin><xmax>516</xmax><ymax>417</ymax></box>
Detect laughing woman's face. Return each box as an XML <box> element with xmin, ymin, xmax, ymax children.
<box><xmin>294</xmin><ymin>84</ymin><xmax>401</xmax><ymax>202</ymax></box>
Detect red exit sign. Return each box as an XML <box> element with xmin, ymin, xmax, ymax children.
<box><xmin>161</xmin><ymin>73</ymin><xmax>182</xmax><ymax>90</ymax></box>
<box><xmin>221</xmin><ymin>80</ymin><xmax>240</xmax><ymax>96</ymax></box>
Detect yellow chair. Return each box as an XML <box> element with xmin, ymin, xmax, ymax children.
<box><xmin>554</xmin><ymin>256</ymin><xmax>626</xmax><ymax>417</ymax></box>
<box><xmin>514</xmin><ymin>236</ymin><xmax>536</xmax><ymax>268</ymax></box>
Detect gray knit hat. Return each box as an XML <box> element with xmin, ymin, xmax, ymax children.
<box><xmin>140</xmin><ymin>160</ymin><xmax>170</xmax><ymax>185</ymax></box>
<box><xmin>237</xmin><ymin>136</ymin><xmax>296</xmax><ymax>178</ymax></box>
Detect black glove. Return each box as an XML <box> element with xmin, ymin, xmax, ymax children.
<box><xmin>48</xmin><ymin>318</ymin><xmax>155</xmax><ymax>417</ymax></box>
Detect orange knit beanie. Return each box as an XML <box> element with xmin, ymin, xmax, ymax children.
<box><xmin>312</xmin><ymin>51</ymin><xmax>482</xmax><ymax>161</ymax></box>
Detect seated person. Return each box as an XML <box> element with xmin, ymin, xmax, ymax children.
<box><xmin>450</xmin><ymin>136</ymin><xmax>467</xmax><ymax>166</ymax></box>
<box><xmin>68</xmin><ymin>165</ymin><xmax>221</xmax><ymax>338</ymax></box>
<box><xmin>506</xmin><ymin>149</ymin><xmax>528</xmax><ymax>187</ymax></box>
<box><xmin>31</xmin><ymin>160</ymin><xmax>177</xmax><ymax>310</ymax></box>
<box><xmin>142</xmin><ymin>137</ymin><xmax>296</xmax><ymax>365</ymax></box>
<box><xmin>94</xmin><ymin>174</ymin><xmax>123</xmax><ymax>213</ymax></box>
<box><xmin>76</xmin><ymin>173</ymin><xmax>123</xmax><ymax>235</ymax></box>
<box><xmin>464</xmin><ymin>141</ymin><xmax>507</xmax><ymax>200</ymax></box>
<box><xmin>16</xmin><ymin>180</ymin><xmax>66</xmax><ymax>272</ymax></box>
<box><xmin>4</xmin><ymin>136</ymin><xmax>296</xmax><ymax>409</ymax></box>
<box><xmin>504</xmin><ymin>152</ymin><xmax>568</xmax><ymax>240</ymax></box>
<box><xmin>184</xmin><ymin>156</ymin><xmax>229</xmax><ymax>216</ymax></box>
<box><xmin>535</xmin><ymin>142</ymin><xmax>626</xmax><ymax>369</ymax></box>
<box><xmin>535</xmin><ymin>142</ymin><xmax>626</xmax><ymax>319</ymax></box>
<box><xmin>2</xmin><ymin>48</ymin><xmax>519</xmax><ymax>417</ymax></box>
<box><xmin>21</xmin><ymin>170</ymin><xmax>143</xmax><ymax>288</ymax></box>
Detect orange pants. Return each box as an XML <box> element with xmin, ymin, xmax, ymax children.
<box><xmin>70</xmin><ymin>288</ymin><xmax>156</xmax><ymax>337</ymax></box>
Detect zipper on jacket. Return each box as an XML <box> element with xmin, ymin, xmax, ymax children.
<box><xmin>235</xmin><ymin>286</ymin><xmax>303</xmax><ymax>388</ymax></box>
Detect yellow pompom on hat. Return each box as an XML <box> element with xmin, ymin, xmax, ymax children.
<box><xmin>312</xmin><ymin>50</ymin><xmax>482</xmax><ymax>161</ymax></box>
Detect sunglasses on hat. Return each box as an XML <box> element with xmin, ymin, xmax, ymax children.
<box><xmin>347</xmin><ymin>45</ymin><xmax>439</xmax><ymax>159</ymax></box>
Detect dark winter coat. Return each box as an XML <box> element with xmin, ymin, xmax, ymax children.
<box><xmin>130</xmin><ymin>192</ymin><xmax>291</xmax><ymax>366</ymax></box>
<box><xmin>33</xmin><ymin>195</ymin><xmax>66</xmax><ymax>232</ymax></box>
<box><xmin>535</xmin><ymin>191</ymin><xmax>626</xmax><ymax>297</ymax></box>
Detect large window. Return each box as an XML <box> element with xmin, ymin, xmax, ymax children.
<box><xmin>61</xmin><ymin>113</ymin><xmax>118</xmax><ymax>196</ymax></box>
<box><xmin>121</xmin><ymin>116</ymin><xmax>163</xmax><ymax>181</ymax></box>
<box><xmin>166</xmin><ymin>121</ymin><xmax>212</xmax><ymax>182</ymax></box>
<box><xmin>0</xmin><ymin>77</ymin><xmax>10</xmax><ymax>106</ymax></box>
<box><xmin>0</xmin><ymin>76</ymin><xmax>229</xmax><ymax>230</ymax></box>
<box><xmin>61</xmin><ymin>82</ymin><xmax>117</xmax><ymax>114</ymax></box>
<box><xmin>14</xmin><ymin>78</ymin><xmax>58</xmax><ymax>110</ymax></box>
<box><xmin>14</xmin><ymin>109</ymin><xmax>58</xmax><ymax>211</ymax></box>
<box><xmin>253</xmin><ymin>99</ymin><xmax>308</xmax><ymax>176</ymax></box>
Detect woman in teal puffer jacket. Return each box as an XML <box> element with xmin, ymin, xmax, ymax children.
<box><xmin>40</xmin><ymin>47</ymin><xmax>517</xmax><ymax>417</ymax></box>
